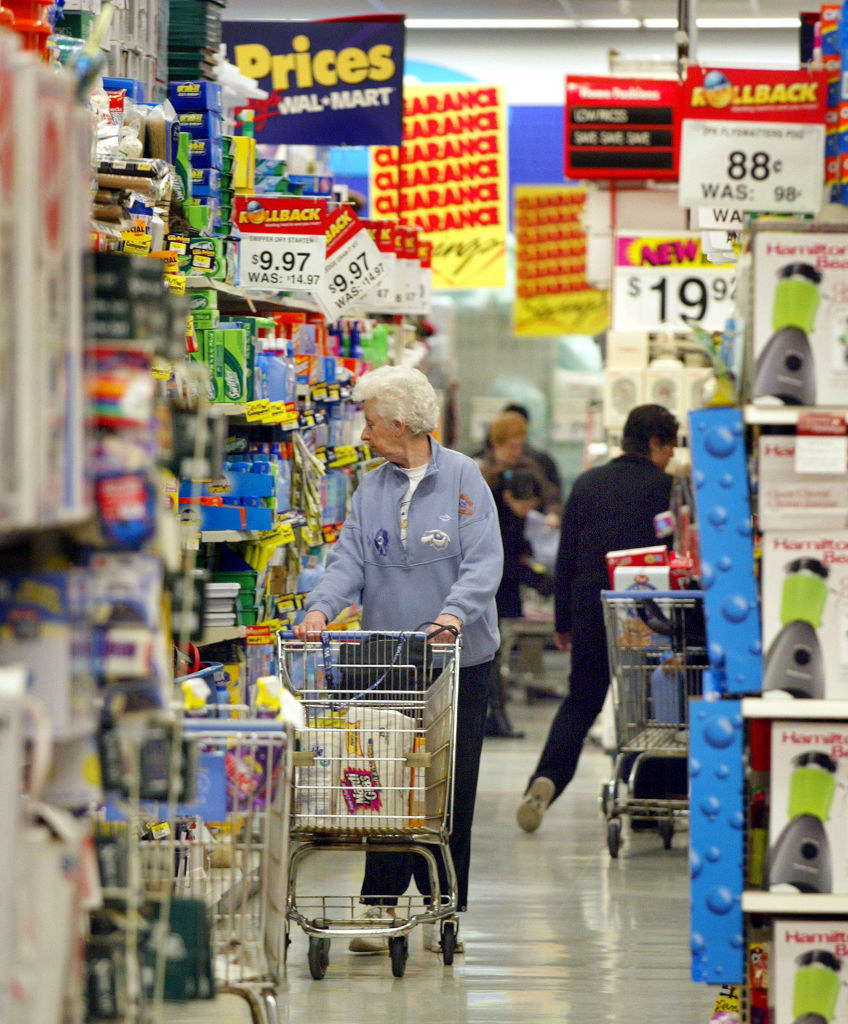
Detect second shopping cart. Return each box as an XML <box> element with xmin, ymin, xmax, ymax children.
<box><xmin>600</xmin><ymin>590</ymin><xmax>707</xmax><ymax>858</ymax></box>
<box><xmin>278</xmin><ymin>629</ymin><xmax>461</xmax><ymax>978</ymax></box>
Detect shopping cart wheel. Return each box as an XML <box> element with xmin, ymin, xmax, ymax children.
<box><xmin>441</xmin><ymin>920</ymin><xmax>457</xmax><ymax>965</ymax></box>
<box><xmin>307</xmin><ymin>936</ymin><xmax>330</xmax><ymax>979</ymax></box>
<box><xmin>607</xmin><ymin>818</ymin><xmax>622</xmax><ymax>858</ymax></box>
<box><xmin>389</xmin><ymin>936</ymin><xmax>408</xmax><ymax>977</ymax></box>
<box><xmin>600</xmin><ymin>780</ymin><xmax>615</xmax><ymax>818</ymax></box>
<box><xmin>659</xmin><ymin>819</ymin><xmax>674</xmax><ymax>850</ymax></box>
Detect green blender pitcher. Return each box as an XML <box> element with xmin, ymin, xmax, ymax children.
<box><xmin>763</xmin><ymin>559</ymin><xmax>828</xmax><ymax>699</ymax></box>
<box><xmin>793</xmin><ymin>948</ymin><xmax>842</xmax><ymax>1023</ymax></box>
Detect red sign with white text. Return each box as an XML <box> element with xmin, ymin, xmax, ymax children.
<box><xmin>564</xmin><ymin>75</ymin><xmax>681</xmax><ymax>180</ymax></box>
<box><xmin>682</xmin><ymin>67</ymin><xmax>827</xmax><ymax>124</ymax></box>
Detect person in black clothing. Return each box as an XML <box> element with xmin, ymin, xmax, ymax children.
<box><xmin>516</xmin><ymin>404</ymin><xmax>679</xmax><ymax>832</ymax></box>
<box><xmin>486</xmin><ymin>468</ymin><xmax>554</xmax><ymax>738</ymax></box>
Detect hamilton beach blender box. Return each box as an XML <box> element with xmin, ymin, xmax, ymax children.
<box><xmin>768</xmin><ymin>725</ymin><xmax>848</xmax><ymax>895</ymax></box>
<box><xmin>760</xmin><ymin>533</ymin><xmax>848</xmax><ymax>701</ymax></box>
<box><xmin>751</xmin><ymin>226</ymin><xmax>848</xmax><ymax>407</ymax></box>
<box><xmin>773</xmin><ymin>919</ymin><xmax>848</xmax><ymax>1024</ymax></box>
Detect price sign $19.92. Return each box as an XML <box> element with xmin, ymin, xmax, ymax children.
<box><xmin>613</xmin><ymin>265</ymin><xmax>735</xmax><ymax>333</ymax></box>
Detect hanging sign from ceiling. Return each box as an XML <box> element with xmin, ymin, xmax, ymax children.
<box><xmin>679</xmin><ymin>66</ymin><xmax>828</xmax><ymax>216</ymax></box>
<box><xmin>564</xmin><ymin>75</ymin><xmax>681</xmax><ymax>181</ymax></box>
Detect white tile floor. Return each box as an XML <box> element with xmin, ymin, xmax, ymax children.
<box><xmin>169</xmin><ymin>698</ymin><xmax>716</xmax><ymax>1024</ymax></box>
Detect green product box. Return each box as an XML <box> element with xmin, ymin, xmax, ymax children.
<box><xmin>55</xmin><ymin>10</ymin><xmax>96</xmax><ymax>39</ymax></box>
<box><xmin>188</xmin><ymin>238</ymin><xmax>231</xmax><ymax>281</ymax></box>
<box><xmin>219</xmin><ymin>316</ymin><xmax>256</xmax><ymax>401</ymax></box>
<box><xmin>192</xmin><ymin>309</ymin><xmax>218</xmax><ymax>332</ymax></box>
<box><xmin>204</xmin><ymin>330</ymin><xmax>222</xmax><ymax>403</ymax></box>
<box><xmin>188</xmin><ymin>289</ymin><xmax>218</xmax><ymax>312</ymax></box>
<box><xmin>215</xmin><ymin>328</ymin><xmax>247</xmax><ymax>403</ymax></box>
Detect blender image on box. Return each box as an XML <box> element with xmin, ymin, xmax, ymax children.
<box><xmin>762</xmin><ymin>558</ymin><xmax>828</xmax><ymax>699</ymax></box>
<box><xmin>791</xmin><ymin>949</ymin><xmax>842</xmax><ymax>1024</ymax></box>
<box><xmin>754</xmin><ymin>263</ymin><xmax>822</xmax><ymax>405</ymax></box>
<box><xmin>767</xmin><ymin>750</ymin><xmax>837</xmax><ymax>893</ymax></box>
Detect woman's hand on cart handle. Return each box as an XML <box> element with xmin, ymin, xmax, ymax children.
<box><xmin>293</xmin><ymin>610</ymin><xmax>327</xmax><ymax>639</ymax></box>
<box><xmin>554</xmin><ymin>631</ymin><xmax>572</xmax><ymax>653</ymax></box>
<box><xmin>427</xmin><ymin>614</ymin><xmax>462</xmax><ymax>643</ymax></box>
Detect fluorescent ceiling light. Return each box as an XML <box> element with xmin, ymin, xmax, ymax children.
<box><xmin>696</xmin><ymin>18</ymin><xmax>800</xmax><ymax>29</ymax></box>
<box><xmin>642</xmin><ymin>19</ymin><xmax>678</xmax><ymax>29</ymax></box>
<box><xmin>578</xmin><ymin>19</ymin><xmax>641</xmax><ymax>29</ymax></box>
<box><xmin>405</xmin><ymin>19</ymin><xmax>576</xmax><ymax>30</ymax></box>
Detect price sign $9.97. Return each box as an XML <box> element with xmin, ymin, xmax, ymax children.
<box><xmin>612</xmin><ymin>266</ymin><xmax>736</xmax><ymax>333</ymax></box>
<box><xmin>240</xmin><ymin>234</ymin><xmax>324</xmax><ymax>291</ymax></box>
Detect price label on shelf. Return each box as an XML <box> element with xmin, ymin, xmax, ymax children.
<box><xmin>679</xmin><ymin>120</ymin><xmax>825</xmax><ymax>214</ymax></box>
<box><xmin>612</xmin><ymin>233</ymin><xmax>735</xmax><ymax>332</ymax></box>
<box><xmin>233</xmin><ymin>195</ymin><xmax>327</xmax><ymax>293</ymax></box>
<box><xmin>312</xmin><ymin>205</ymin><xmax>388</xmax><ymax>319</ymax></box>
<box><xmin>239</xmin><ymin>233</ymin><xmax>325</xmax><ymax>292</ymax></box>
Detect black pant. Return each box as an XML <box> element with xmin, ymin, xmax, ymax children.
<box><xmin>527</xmin><ymin>599</ymin><xmax>609</xmax><ymax>802</ymax></box>
<box><xmin>360</xmin><ymin>659</ymin><xmax>490</xmax><ymax>914</ymax></box>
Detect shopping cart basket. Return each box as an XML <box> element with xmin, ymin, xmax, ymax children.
<box><xmin>278</xmin><ymin>629</ymin><xmax>460</xmax><ymax>978</ymax></box>
<box><xmin>600</xmin><ymin>590</ymin><xmax>707</xmax><ymax>858</ymax></box>
<box><xmin>139</xmin><ymin>709</ymin><xmax>291</xmax><ymax>1024</ymax></box>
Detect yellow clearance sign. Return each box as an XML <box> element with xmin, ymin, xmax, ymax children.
<box><xmin>513</xmin><ymin>185</ymin><xmax>609</xmax><ymax>337</ymax></box>
<box><xmin>369</xmin><ymin>84</ymin><xmax>508</xmax><ymax>289</ymax></box>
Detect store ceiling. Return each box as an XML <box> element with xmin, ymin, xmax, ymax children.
<box><xmin>244</xmin><ymin>1</ymin><xmax>805</xmax><ymax>24</ymax></box>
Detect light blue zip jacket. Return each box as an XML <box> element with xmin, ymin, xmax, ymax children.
<box><xmin>305</xmin><ymin>438</ymin><xmax>503</xmax><ymax>666</ymax></box>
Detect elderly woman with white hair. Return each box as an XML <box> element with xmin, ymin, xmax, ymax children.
<box><xmin>295</xmin><ymin>363</ymin><xmax>503</xmax><ymax>956</ymax></box>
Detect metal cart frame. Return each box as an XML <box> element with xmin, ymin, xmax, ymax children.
<box><xmin>278</xmin><ymin>630</ymin><xmax>461</xmax><ymax>978</ymax></box>
<box><xmin>600</xmin><ymin>590</ymin><xmax>707</xmax><ymax>858</ymax></box>
<box><xmin>140</xmin><ymin>711</ymin><xmax>291</xmax><ymax>1024</ymax></box>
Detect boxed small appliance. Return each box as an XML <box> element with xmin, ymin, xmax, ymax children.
<box><xmin>760</xmin><ymin>531</ymin><xmax>848</xmax><ymax>699</ymax></box>
<box><xmin>751</xmin><ymin>227</ymin><xmax>848</xmax><ymax>407</ymax></box>
<box><xmin>758</xmin><ymin>436</ymin><xmax>848</xmax><ymax>531</ymax></box>
<box><xmin>767</xmin><ymin>721</ymin><xmax>848</xmax><ymax>894</ymax></box>
<box><xmin>772</xmin><ymin>918</ymin><xmax>848</xmax><ymax>1024</ymax></box>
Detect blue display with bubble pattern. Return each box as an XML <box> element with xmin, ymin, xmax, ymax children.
<box><xmin>689</xmin><ymin>697</ymin><xmax>745</xmax><ymax>983</ymax></box>
<box><xmin>688</xmin><ymin>407</ymin><xmax>762</xmax><ymax>695</ymax></box>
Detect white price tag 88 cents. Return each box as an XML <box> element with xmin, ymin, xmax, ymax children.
<box><xmin>679</xmin><ymin>120</ymin><xmax>825</xmax><ymax>214</ymax></box>
<box><xmin>240</xmin><ymin>233</ymin><xmax>325</xmax><ymax>291</ymax></box>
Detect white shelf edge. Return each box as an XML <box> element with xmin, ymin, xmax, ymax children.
<box><xmin>742</xmin><ymin>697</ymin><xmax>848</xmax><ymax>720</ymax></box>
<box><xmin>743</xmin><ymin>891</ymin><xmax>848</xmax><ymax>914</ymax></box>
<box><xmin>744</xmin><ymin>404</ymin><xmax>848</xmax><ymax>426</ymax></box>
<box><xmin>207</xmin><ymin>403</ymin><xmax>246</xmax><ymax>417</ymax></box>
<box><xmin>197</xmin><ymin>625</ymin><xmax>246</xmax><ymax>645</ymax></box>
<box><xmin>199</xmin><ymin>530</ymin><xmax>262</xmax><ymax>542</ymax></box>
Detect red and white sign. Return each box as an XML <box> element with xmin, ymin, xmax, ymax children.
<box><xmin>679</xmin><ymin>67</ymin><xmax>828</xmax><ymax>215</ymax></box>
<box><xmin>312</xmin><ymin>205</ymin><xmax>388</xmax><ymax>319</ymax></box>
<box><xmin>360</xmin><ymin>219</ymin><xmax>398</xmax><ymax>312</ymax></box>
<box><xmin>564</xmin><ymin>75</ymin><xmax>681</xmax><ymax>181</ymax></box>
<box><xmin>234</xmin><ymin>196</ymin><xmax>326</xmax><ymax>292</ymax></box>
<box><xmin>796</xmin><ymin>411</ymin><xmax>848</xmax><ymax>475</ymax></box>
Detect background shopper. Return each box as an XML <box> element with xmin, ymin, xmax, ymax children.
<box><xmin>295</xmin><ymin>364</ymin><xmax>503</xmax><ymax>952</ymax></box>
<box><xmin>516</xmin><ymin>404</ymin><xmax>678</xmax><ymax>832</ymax></box>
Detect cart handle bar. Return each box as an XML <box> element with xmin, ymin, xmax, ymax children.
<box><xmin>182</xmin><ymin>718</ymin><xmax>289</xmax><ymax>735</ymax></box>
<box><xmin>601</xmin><ymin>590</ymin><xmax>705</xmax><ymax>600</ymax></box>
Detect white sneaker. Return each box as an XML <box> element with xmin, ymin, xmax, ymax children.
<box><xmin>422</xmin><ymin>920</ymin><xmax>465</xmax><ymax>955</ymax></box>
<box><xmin>516</xmin><ymin>777</ymin><xmax>556</xmax><ymax>833</ymax></box>
<box><xmin>348</xmin><ymin>905</ymin><xmax>394</xmax><ymax>954</ymax></box>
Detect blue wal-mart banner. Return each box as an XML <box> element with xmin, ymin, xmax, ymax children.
<box><xmin>222</xmin><ymin>15</ymin><xmax>405</xmax><ymax>147</ymax></box>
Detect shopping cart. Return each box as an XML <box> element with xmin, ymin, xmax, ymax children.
<box><xmin>278</xmin><ymin>629</ymin><xmax>460</xmax><ymax>978</ymax></box>
<box><xmin>600</xmin><ymin>590</ymin><xmax>707</xmax><ymax>858</ymax></box>
<box><xmin>139</xmin><ymin>709</ymin><xmax>291</xmax><ymax>1024</ymax></box>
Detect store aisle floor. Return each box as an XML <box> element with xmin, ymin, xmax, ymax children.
<box><xmin>172</xmin><ymin>698</ymin><xmax>714</xmax><ymax>1024</ymax></box>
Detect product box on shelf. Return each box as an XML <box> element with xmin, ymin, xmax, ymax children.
<box><xmin>758</xmin><ymin>436</ymin><xmax>848</xmax><ymax>530</ymax></box>
<box><xmin>169</xmin><ymin>80</ymin><xmax>222</xmax><ymax>113</ymax></box>
<box><xmin>772</xmin><ymin>918</ymin><xmax>848</xmax><ymax>1024</ymax></box>
<box><xmin>602</xmin><ymin>369</ymin><xmax>645</xmax><ymax>431</ymax></box>
<box><xmin>761</xmin><ymin>530</ymin><xmax>848</xmax><ymax>699</ymax></box>
<box><xmin>751</xmin><ymin>227</ymin><xmax>848</xmax><ymax>407</ymax></box>
<box><xmin>767</xmin><ymin>722</ymin><xmax>848</xmax><ymax>893</ymax></box>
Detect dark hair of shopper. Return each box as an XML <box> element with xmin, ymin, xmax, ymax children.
<box><xmin>502</xmin><ymin>402</ymin><xmax>530</xmax><ymax>422</ymax></box>
<box><xmin>500</xmin><ymin>467</ymin><xmax>544</xmax><ymax>501</ymax></box>
<box><xmin>621</xmin><ymin>404</ymin><xmax>679</xmax><ymax>457</ymax></box>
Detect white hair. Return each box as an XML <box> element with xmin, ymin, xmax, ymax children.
<box><xmin>353</xmin><ymin>364</ymin><xmax>440</xmax><ymax>436</ymax></box>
